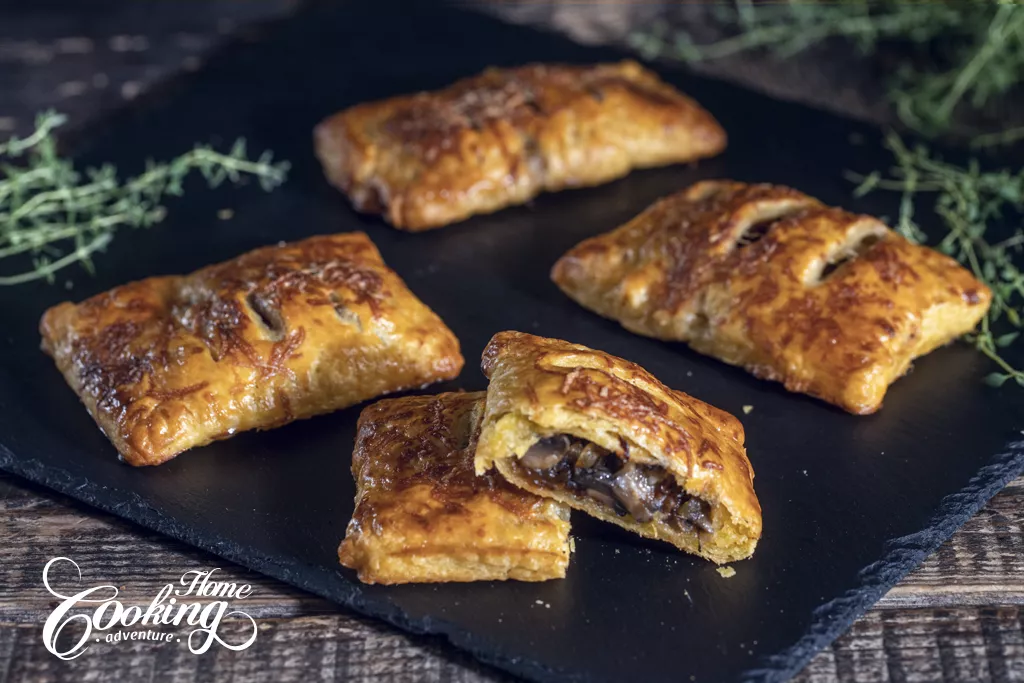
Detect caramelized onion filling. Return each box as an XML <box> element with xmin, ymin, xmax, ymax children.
<box><xmin>513</xmin><ymin>434</ymin><xmax>713</xmax><ymax>534</ymax></box>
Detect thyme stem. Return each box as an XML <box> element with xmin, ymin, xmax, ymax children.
<box><xmin>851</xmin><ymin>132</ymin><xmax>1024</xmax><ymax>388</ymax></box>
<box><xmin>0</xmin><ymin>111</ymin><xmax>290</xmax><ymax>285</ymax></box>
<box><xmin>632</xmin><ymin>1</ymin><xmax>1024</xmax><ymax>137</ymax></box>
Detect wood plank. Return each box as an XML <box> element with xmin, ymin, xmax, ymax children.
<box><xmin>3</xmin><ymin>608</ymin><xmax>1023</xmax><ymax>683</ymax></box>
<box><xmin>2</xmin><ymin>2</ymin><xmax>1023</xmax><ymax>681</ymax></box>
<box><xmin>484</xmin><ymin>1</ymin><xmax>1024</xmax><ymax>140</ymax></box>
<box><xmin>879</xmin><ymin>478</ymin><xmax>1024</xmax><ymax>609</ymax></box>
<box><xmin>795</xmin><ymin>607</ymin><xmax>1024</xmax><ymax>683</ymax></box>
<box><xmin>0</xmin><ymin>0</ymin><xmax>296</xmax><ymax>138</ymax></box>
<box><xmin>0</xmin><ymin>475</ymin><xmax>323</xmax><ymax>623</ymax></box>
<box><xmin>0</xmin><ymin>617</ymin><xmax>512</xmax><ymax>683</ymax></box>
<box><xmin>2</xmin><ymin>470</ymin><xmax>1024</xmax><ymax>682</ymax></box>
<box><xmin>5</xmin><ymin>473</ymin><xmax>1023</xmax><ymax>620</ymax></box>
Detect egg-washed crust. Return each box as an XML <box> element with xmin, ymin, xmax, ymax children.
<box><xmin>338</xmin><ymin>391</ymin><xmax>572</xmax><ymax>584</ymax></box>
<box><xmin>314</xmin><ymin>60</ymin><xmax>726</xmax><ymax>231</ymax></box>
<box><xmin>552</xmin><ymin>181</ymin><xmax>993</xmax><ymax>415</ymax></box>
<box><xmin>39</xmin><ymin>233</ymin><xmax>464</xmax><ymax>467</ymax></box>
<box><xmin>474</xmin><ymin>331</ymin><xmax>761</xmax><ymax>564</ymax></box>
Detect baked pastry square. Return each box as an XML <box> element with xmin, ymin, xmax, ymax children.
<box><xmin>338</xmin><ymin>391</ymin><xmax>572</xmax><ymax>584</ymax></box>
<box><xmin>315</xmin><ymin>60</ymin><xmax>725</xmax><ymax>231</ymax></box>
<box><xmin>475</xmin><ymin>331</ymin><xmax>761</xmax><ymax>564</ymax></box>
<box><xmin>40</xmin><ymin>232</ymin><xmax>464</xmax><ymax>466</ymax></box>
<box><xmin>552</xmin><ymin>181</ymin><xmax>992</xmax><ymax>414</ymax></box>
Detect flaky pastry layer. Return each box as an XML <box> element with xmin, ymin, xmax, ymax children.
<box><xmin>40</xmin><ymin>233</ymin><xmax>464</xmax><ymax>466</ymax></box>
<box><xmin>552</xmin><ymin>181</ymin><xmax>992</xmax><ymax>414</ymax></box>
<box><xmin>475</xmin><ymin>331</ymin><xmax>761</xmax><ymax>564</ymax></box>
<box><xmin>338</xmin><ymin>392</ymin><xmax>572</xmax><ymax>584</ymax></box>
<box><xmin>315</xmin><ymin>60</ymin><xmax>725</xmax><ymax>230</ymax></box>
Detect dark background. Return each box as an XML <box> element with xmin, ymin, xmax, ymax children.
<box><xmin>1</xmin><ymin>2</ymin><xmax>1023</xmax><ymax>683</ymax></box>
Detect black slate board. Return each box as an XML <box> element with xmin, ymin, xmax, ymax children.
<box><xmin>2</xmin><ymin>2</ymin><xmax>1023</xmax><ymax>682</ymax></box>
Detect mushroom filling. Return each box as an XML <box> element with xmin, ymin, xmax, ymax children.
<box><xmin>513</xmin><ymin>434</ymin><xmax>713</xmax><ymax>534</ymax></box>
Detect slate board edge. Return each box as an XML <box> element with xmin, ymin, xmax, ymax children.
<box><xmin>4</xmin><ymin>2</ymin><xmax>1024</xmax><ymax>681</ymax></box>
<box><xmin>0</xmin><ymin>445</ymin><xmax>578</xmax><ymax>683</ymax></box>
<box><xmin>742</xmin><ymin>437</ymin><xmax>1024</xmax><ymax>683</ymax></box>
<box><xmin>5</xmin><ymin>438</ymin><xmax>1024</xmax><ymax>683</ymax></box>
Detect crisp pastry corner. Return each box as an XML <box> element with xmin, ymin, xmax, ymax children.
<box><xmin>338</xmin><ymin>391</ymin><xmax>572</xmax><ymax>584</ymax></box>
<box><xmin>39</xmin><ymin>232</ymin><xmax>464</xmax><ymax>466</ymax></box>
<box><xmin>314</xmin><ymin>61</ymin><xmax>726</xmax><ymax>230</ymax></box>
<box><xmin>551</xmin><ymin>181</ymin><xmax>992</xmax><ymax>414</ymax></box>
<box><xmin>475</xmin><ymin>331</ymin><xmax>761</xmax><ymax>564</ymax></box>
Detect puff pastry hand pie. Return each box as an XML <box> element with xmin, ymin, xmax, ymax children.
<box><xmin>315</xmin><ymin>60</ymin><xmax>725</xmax><ymax>231</ymax></box>
<box><xmin>552</xmin><ymin>181</ymin><xmax>992</xmax><ymax>415</ymax></box>
<box><xmin>474</xmin><ymin>331</ymin><xmax>761</xmax><ymax>564</ymax></box>
<box><xmin>338</xmin><ymin>391</ymin><xmax>572</xmax><ymax>584</ymax></box>
<box><xmin>40</xmin><ymin>233</ymin><xmax>464</xmax><ymax>466</ymax></box>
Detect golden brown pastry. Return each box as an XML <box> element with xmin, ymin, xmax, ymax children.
<box><xmin>552</xmin><ymin>181</ymin><xmax>992</xmax><ymax>415</ymax></box>
<box><xmin>40</xmin><ymin>233</ymin><xmax>464</xmax><ymax>466</ymax></box>
<box><xmin>338</xmin><ymin>391</ymin><xmax>572</xmax><ymax>584</ymax></box>
<box><xmin>474</xmin><ymin>331</ymin><xmax>761</xmax><ymax>564</ymax></box>
<box><xmin>314</xmin><ymin>60</ymin><xmax>726</xmax><ymax>231</ymax></box>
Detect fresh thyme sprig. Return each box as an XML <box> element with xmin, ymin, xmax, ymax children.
<box><xmin>0</xmin><ymin>110</ymin><xmax>290</xmax><ymax>286</ymax></box>
<box><xmin>848</xmin><ymin>133</ymin><xmax>1024</xmax><ymax>388</ymax></box>
<box><xmin>630</xmin><ymin>1</ymin><xmax>1024</xmax><ymax>137</ymax></box>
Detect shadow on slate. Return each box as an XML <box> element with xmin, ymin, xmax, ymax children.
<box><xmin>1</xmin><ymin>1</ymin><xmax>1023</xmax><ymax>682</ymax></box>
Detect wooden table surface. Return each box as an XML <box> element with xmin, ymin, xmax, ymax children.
<box><xmin>2</xmin><ymin>2</ymin><xmax>1024</xmax><ymax>682</ymax></box>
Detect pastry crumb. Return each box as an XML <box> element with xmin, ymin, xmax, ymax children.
<box><xmin>742</xmin><ymin>405</ymin><xmax>754</xmax><ymax>415</ymax></box>
<box><xmin>716</xmin><ymin>566</ymin><xmax>736</xmax><ymax>579</ymax></box>
<box><xmin>569</xmin><ymin>536</ymin><xmax>576</xmax><ymax>553</ymax></box>
<box><xmin>217</xmin><ymin>208</ymin><xmax>234</xmax><ymax>220</ymax></box>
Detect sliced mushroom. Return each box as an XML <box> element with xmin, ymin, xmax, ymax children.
<box><xmin>684</xmin><ymin>498</ymin><xmax>714</xmax><ymax>533</ymax></box>
<box><xmin>585</xmin><ymin>486</ymin><xmax>619</xmax><ymax>510</ymax></box>
<box><xmin>610</xmin><ymin>464</ymin><xmax>656</xmax><ymax>522</ymax></box>
<box><xmin>573</xmin><ymin>464</ymin><xmax>615</xmax><ymax>491</ymax></box>
<box><xmin>575</xmin><ymin>443</ymin><xmax>605</xmax><ymax>469</ymax></box>
<box><xmin>520</xmin><ymin>436</ymin><xmax>569</xmax><ymax>470</ymax></box>
<box><xmin>512</xmin><ymin>432</ymin><xmax>714</xmax><ymax>533</ymax></box>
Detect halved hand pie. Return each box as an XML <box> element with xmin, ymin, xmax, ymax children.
<box><xmin>40</xmin><ymin>232</ymin><xmax>464</xmax><ymax>466</ymax></box>
<box><xmin>314</xmin><ymin>60</ymin><xmax>726</xmax><ymax>231</ymax></box>
<box><xmin>552</xmin><ymin>181</ymin><xmax>992</xmax><ymax>414</ymax></box>
<box><xmin>338</xmin><ymin>391</ymin><xmax>572</xmax><ymax>584</ymax></box>
<box><xmin>474</xmin><ymin>331</ymin><xmax>761</xmax><ymax>564</ymax></box>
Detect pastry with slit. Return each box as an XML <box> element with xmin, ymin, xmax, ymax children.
<box><xmin>475</xmin><ymin>331</ymin><xmax>761</xmax><ymax>564</ymax></box>
<box><xmin>338</xmin><ymin>391</ymin><xmax>572</xmax><ymax>584</ymax></box>
<box><xmin>40</xmin><ymin>232</ymin><xmax>464</xmax><ymax>466</ymax></box>
<box><xmin>551</xmin><ymin>181</ymin><xmax>992</xmax><ymax>414</ymax></box>
<box><xmin>314</xmin><ymin>60</ymin><xmax>726</xmax><ymax>231</ymax></box>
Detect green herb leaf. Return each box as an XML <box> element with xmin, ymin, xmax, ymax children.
<box><xmin>985</xmin><ymin>372</ymin><xmax>1011</xmax><ymax>387</ymax></box>
<box><xmin>633</xmin><ymin>2</ymin><xmax>1024</xmax><ymax>137</ymax></box>
<box><xmin>996</xmin><ymin>332</ymin><xmax>1020</xmax><ymax>347</ymax></box>
<box><xmin>0</xmin><ymin>111</ymin><xmax>290</xmax><ymax>285</ymax></box>
<box><xmin>850</xmin><ymin>132</ymin><xmax>1024</xmax><ymax>390</ymax></box>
